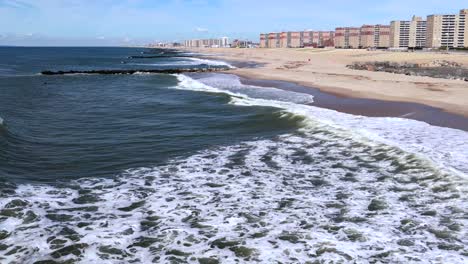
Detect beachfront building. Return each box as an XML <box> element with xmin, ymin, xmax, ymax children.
<box><xmin>261</xmin><ymin>30</ymin><xmax>334</xmax><ymax>48</ymax></box>
<box><xmin>390</xmin><ymin>16</ymin><xmax>427</xmax><ymax>49</ymax></box>
<box><xmin>426</xmin><ymin>9</ymin><xmax>468</xmax><ymax>48</ymax></box>
<box><xmin>260</xmin><ymin>34</ymin><xmax>268</xmax><ymax>48</ymax></box>
<box><xmin>279</xmin><ymin>32</ymin><xmax>288</xmax><ymax>48</ymax></box>
<box><xmin>184</xmin><ymin>37</ymin><xmax>230</xmax><ymax>48</ymax></box>
<box><xmin>290</xmin><ymin>32</ymin><xmax>303</xmax><ymax>48</ymax></box>
<box><xmin>267</xmin><ymin>33</ymin><xmax>280</xmax><ymax>48</ymax></box>
<box><xmin>334</xmin><ymin>27</ymin><xmax>360</xmax><ymax>48</ymax></box>
<box><xmin>359</xmin><ymin>24</ymin><xmax>390</xmax><ymax>48</ymax></box>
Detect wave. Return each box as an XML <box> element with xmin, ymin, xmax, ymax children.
<box><xmin>130</xmin><ymin>57</ymin><xmax>234</xmax><ymax>68</ymax></box>
<box><xmin>1</xmin><ymin>131</ymin><xmax>467</xmax><ymax>263</ymax></box>
<box><xmin>1</xmin><ymin>73</ymin><xmax>467</xmax><ymax>263</ymax></box>
<box><xmin>174</xmin><ymin>74</ymin><xmax>468</xmax><ymax>177</ymax></box>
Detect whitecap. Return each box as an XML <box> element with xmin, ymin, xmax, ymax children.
<box><xmin>174</xmin><ymin>74</ymin><xmax>468</xmax><ymax>177</ymax></box>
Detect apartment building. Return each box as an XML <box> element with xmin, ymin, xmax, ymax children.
<box><xmin>426</xmin><ymin>9</ymin><xmax>468</xmax><ymax>48</ymax></box>
<box><xmin>184</xmin><ymin>38</ymin><xmax>230</xmax><ymax>48</ymax></box>
<box><xmin>303</xmin><ymin>31</ymin><xmax>334</xmax><ymax>47</ymax></box>
<box><xmin>360</xmin><ymin>24</ymin><xmax>390</xmax><ymax>48</ymax></box>
<box><xmin>260</xmin><ymin>34</ymin><xmax>268</xmax><ymax>48</ymax></box>
<box><xmin>335</xmin><ymin>27</ymin><xmax>360</xmax><ymax>48</ymax></box>
<box><xmin>390</xmin><ymin>16</ymin><xmax>427</xmax><ymax>48</ymax></box>
<box><xmin>317</xmin><ymin>31</ymin><xmax>335</xmax><ymax>47</ymax></box>
<box><xmin>279</xmin><ymin>32</ymin><xmax>289</xmax><ymax>48</ymax></box>
<box><xmin>268</xmin><ymin>33</ymin><xmax>280</xmax><ymax>48</ymax></box>
<box><xmin>359</xmin><ymin>25</ymin><xmax>390</xmax><ymax>48</ymax></box>
<box><xmin>290</xmin><ymin>32</ymin><xmax>302</xmax><ymax>48</ymax></box>
<box><xmin>260</xmin><ymin>31</ymin><xmax>334</xmax><ymax>48</ymax></box>
<box><xmin>458</xmin><ymin>9</ymin><xmax>468</xmax><ymax>47</ymax></box>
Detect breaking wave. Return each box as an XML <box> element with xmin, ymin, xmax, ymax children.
<box><xmin>1</xmin><ymin>73</ymin><xmax>467</xmax><ymax>263</ymax></box>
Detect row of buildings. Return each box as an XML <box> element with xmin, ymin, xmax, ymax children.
<box><xmin>260</xmin><ymin>31</ymin><xmax>334</xmax><ymax>48</ymax></box>
<box><xmin>260</xmin><ymin>8</ymin><xmax>468</xmax><ymax>49</ymax></box>
<box><xmin>184</xmin><ymin>37</ymin><xmax>230</xmax><ymax>48</ymax></box>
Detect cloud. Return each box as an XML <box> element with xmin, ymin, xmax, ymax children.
<box><xmin>195</xmin><ymin>27</ymin><xmax>208</xmax><ymax>33</ymax></box>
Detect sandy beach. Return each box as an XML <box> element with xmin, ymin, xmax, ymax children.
<box><xmin>193</xmin><ymin>48</ymin><xmax>468</xmax><ymax>117</ymax></box>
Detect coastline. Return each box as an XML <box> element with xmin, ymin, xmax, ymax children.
<box><xmin>238</xmin><ymin>76</ymin><xmax>468</xmax><ymax>131</ymax></box>
<box><xmin>188</xmin><ymin>47</ymin><xmax>468</xmax><ymax>118</ymax></box>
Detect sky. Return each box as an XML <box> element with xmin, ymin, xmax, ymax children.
<box><xmin>0</xmin><ymin>0</ymin><xmax>466</xmax><ymax>46</ymax></box>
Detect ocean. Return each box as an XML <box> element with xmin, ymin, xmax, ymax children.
<box><xmin>0</xmin><ymin>47</ymin><xmax>467</xmax><ymax>263</ymax></box>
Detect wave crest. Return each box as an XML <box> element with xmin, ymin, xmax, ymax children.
<box><xmin>174</xmin><ymin>74</ymin><xmax>468</xmax><ymax>177</ymax></box>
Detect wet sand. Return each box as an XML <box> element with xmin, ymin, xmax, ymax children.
<box><xmin>191</xmin><ymin>48</ymin><xmax>468</xmax><ymax>118</ymax></box>
<box><xmin>239</xmin><ymin>76</ymin><xmax>468</xmax><ymax>132</ymax></box>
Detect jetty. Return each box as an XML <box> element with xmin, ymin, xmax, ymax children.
<box><xmin>40</xmin><ymin>67</ymin><xmax>231</xmax><ymax>76</ymax></box>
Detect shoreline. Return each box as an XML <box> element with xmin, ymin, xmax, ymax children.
<box><xmin>187</xmin><ymin>47</ymin><xmax>468</xmax><ymax>118</ymax></box>
<box><xmin>187</xmin><ymin>51</ymin><xmax>468</xmax><ymax>131</ymax></box>
<box><xmin>236</xmin><ymin>74</ymin><xmax>468</xmax><ymax>131</ymax></box>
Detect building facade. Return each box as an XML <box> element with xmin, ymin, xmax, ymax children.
<box><xmin>259</xmin><ymin>31</ymin><xmax>334</xmax><ymax>48</ymax></box>
<box><xmin>426</xmin><ymin>9</ymin><xmax>468</xmax><ymax>48</ymax></box>
<box><xmin>335</xmin><ymin>27</ymin><xmax>360</xmax><ymax>48</ymax></box>
<box><xmin>267</xmin><ymin>33</ymin><xmax>280</xmax><ymax>48</ymax></box>
<box><xmin>184</xmin><ymin>38</ymin><xmax>230</xmax><ymax>48</ymax></box>
<box><xmin>260</xmin><ymin>34</ymin><xmax>268</xmax><ymax>48</ymax></box>
<box><xmin>359</xmin><ymin>25</ymin><xmax>390</xmax><ymax>48</ymax></box>
<box><xmin>390</xmin><ymin>16</ymin><xmax>427</xmax><ymax>49</ymax></box>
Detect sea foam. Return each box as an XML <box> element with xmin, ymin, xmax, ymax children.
<box><xmin>175</xmin><ymin>74</ymin><xmax>468</xmax><ymax>177</ymax></box>
<box><xmin>1</xmin><ymin>73</ymin><xmax>467</xmax><ymax>263</ymax></box>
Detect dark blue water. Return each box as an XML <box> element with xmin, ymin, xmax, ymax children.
<box><xmin>0</xmin><ymin>47</ymin><xmax>298</xmax><ymax>183</ymax></box>
<box><xmin>0</xmin><ymin>47</ymin><xmax>467</xmax><ymax>263</ymax></box>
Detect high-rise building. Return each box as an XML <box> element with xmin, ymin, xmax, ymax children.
<box><xmin>360</xmin><ymin>24</ymin><xmax>390</xmax><ymax>48</ymax></box>
<box><xmin>260</xmin><ymin>30</ymin><xmax>334</xmax><ymax>48</ymax></box>
<box><xmin>267</xmin><ymin>33</ymin><xmax>280</xmax><ymax>48</ymax></box>
<box><xmin>457</xmin><ymin>9</ymin><xmax>468</xmax><ymax>48</ymax></box>
<box><xmin>426</xmin><ymin>9</ymin><xmax>468</xmax><ymax>48</ymax></box>
<box><xmin>221</xmin><ymin>37</ymin><xmax>229</xmax><ymax>47</ymax></box>
<box><xmin>279</xmin><ymin>32</ymin><xmax>289</xmax><ymax>48</ymax></box>
<box><xmin>409</xmin><ymin>17</ymin><xmax>427</xmax><ymax>48</ymax></box>
<box><xmin>290</xmin><ymin>32</ymin><xmax>302</xmax><ymax>48</ymax></box>
<box><xmin>334</xmin><ymin>27</ymin><xmax>360</xmax><ymax>48</ymax></box>
<box><xmin>260</xmin><ymin>34</ymin><xmax>268</xmax><ymax>48</ymax></box>
<box><xmin>184</xmin><ymin>37</ymin><xmax>230</xmax><ymax>48</ymax></box>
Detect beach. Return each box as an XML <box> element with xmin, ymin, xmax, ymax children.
<box><xmin>1</xmin><ymin>47</ymin><xmax>467</xmax><ymax>263</ymax></box>
<box><xmin>193</xmin><ymin>48</ymin><xmax>468</xmax><ymax>117</ymax></box>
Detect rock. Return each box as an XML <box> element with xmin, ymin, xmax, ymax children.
<box><xmin>41</xmin><ymin>67</ymin><xmax>231</xmax><ymax>76</ymax></box>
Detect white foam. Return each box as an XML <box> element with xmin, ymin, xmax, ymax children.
<box><xmin>130</xmin><ymin>57</ymin><xmax>234</xmax><ymax>68</ymax></box>
<box><xmin>1</xmin><ymin>133</ymin><xmax>467</xmax><ymax>263</ymax></box>
<box><xmin>1</xmin><ymin>73</ymin><xmax>468</xmax><ymax>263</ymax></box>
<box><xmin>174</xmin><ymin>74</ymin><xmax>468</xmax><ymax>177</ymax></box>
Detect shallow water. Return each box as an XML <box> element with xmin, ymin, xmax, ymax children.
<box><xmin>0</xmin><ymin>47</ymin><xmax>467</xmax><ymax>263</ymax></box>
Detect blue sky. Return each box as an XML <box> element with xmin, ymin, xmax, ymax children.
<box><xmin>0</xmin><ymin>0</ymin><xmax>465</xmax><ymax>46</ymax></box>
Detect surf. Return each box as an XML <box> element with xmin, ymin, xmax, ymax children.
<box><xmin>173</xmin><ymin>73</ymin><xmax>468</xmax><ymax>178</ymax></box>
